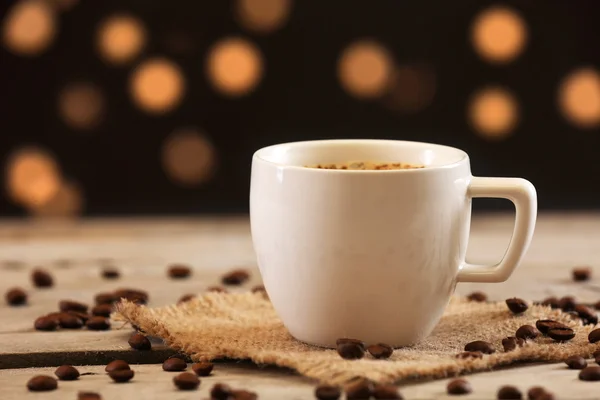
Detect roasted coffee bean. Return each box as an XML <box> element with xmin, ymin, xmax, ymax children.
<box><xmin>222</xmin><ymin>269</ymin><xmax>250</xmax><ymax>285</ymax></box>
<box><xmin>86</xmin><ymin>316</ymin><xmax>110</xmax><ymax>330</ymax></box>
<box><xmin>34</xmin><ymin>315</ymin><xmax>58</xmax><ymax>331</ymax></box>
<box><xmin>92</xmin><ymin>304</ymin><xmax>113</xmax><ymax>318</ymax></box>
<box><xmin>59</xmin><ymin>300</ymin><xmax>89</xmax><ymax>313</ymax></box>
<box><xmin>78</xmin><ymin>391</ymin><xmax>102</xmax><ymax>400</ymax></box>
<box><xmin>55</xmin><ymin>365</ymin><xmax>80</xmax><ymax>380</ymax></box>
<box><xmin>464</xmin><ymin>340</ymin><xmax>495</xmax><ymax>354</ymax></box>
<box><xmin>575</xmin><ymin>304</ymin><xmax>598</xmax><ymax>325</ymax></box>
<box><xmin>5</xmin><ymin>287</ymin><xmax>27</xmax><ymax>306</ymax></box>
<box><xmin>558</xmin><ymin>296</ymin><xmax>576</xmax><ymax>312</ymax></box>
<box><xmin>345</xmin><ymin>377</ymin><xmax>373</xmax><ymax>399</ymax></box>
<box><xmin>315</xmin><ymin>384</ymin><xmax>341</xmax><ymax>400</ymax></box>
<box><xmin>337</xmin><ymin>342</ymin><xmax>365</xmax><ymax>360</ymax></box>
<box><xmin>372</xmin><ymin>383</ymin><xmax>403</xmax><ymax>399</ymax></box>
<box><xmin>535</xmin><ymin>319</ymin><xmax>568</xmax><ymax>335</ymax></box>
<box><xmin>101</xmin><ymin>267</ymin><xmax>120</xmax><ymax>279</ymax></box>
<box><xmin>537</xmin><ymin>393</ymin><xmax>556</xmax><ymax>400</ymax></box>
<box><xmin>67</xmin><ymin>311</ymin><xmax>90</xmax><ymax>323</ymax></box>
<box><xmin>108</xmin><ymin>368</ymin><xmax>134</xmax><ymax>383</ymax></box>
<box><xmin>128</xmin><ymin>333</ymin><xmax>151</xmax><ymax>350</ymax></box>
<box><xmin>58</xmin><ymin>313</ymin><xmax>84</xmax><ymax>329</ymax></box>
<box><xmin>540</xmin><ymin>297</ymin><xmax>560</xmax><ymax>309</ymax></box>
<box><xmin>336</xmin><ymin>338</ymin><xmax>366</xmax><ymax>351</ymax></box>
<box><xmin>367</xmin><ymin>343</ymin><xmax>393</xmax><ymax>359</ymax></box>
<box><xmin>516</xmin><ymin>325</ymin><xmax>539</xmax><ymax>340</ymax></box>
<box><xmin>572</xmin><ymin>266</ymin><xmax>591</xmax><ymax>282</ymax></box>
<box><xmin>447</xmin><ymin>378</ymin><xmax>472</xmax><ymax>395</ymax></box>
<box><xmin>467</xmin><ymin>291</ymin><xmax>487</xmax><ymax>302</ymax></box>
<box><xmin>191</xmin><ymin>361</ymin><xmax>213</xmax><ymax>376</ymax></box>
<box><xmin>178</xmin><ymin>294</ymin><xmax>196</xmax><ymax>304</ymax></box>
<box><xmin>114</xmin><ymin>288</ymin><xmax>148</xmax><ymax>304</ymax></box>
<box><xmin>105</xmin><ymin>360</ymin><xmax>130</xmax><ymax>372</ymax></box>
<box><xmin>547</xmin><ymin>327</ymin><xmax>575</xmax><ymax>341</ymax></box>
<box><xmin>526</xmin><ymin>386</ymin><xmax>546</xmax><ymax>400</ymax></box>
<box><xmin>502</xmin><ymin>336</ymin><xmax>525</xmax><ymax>352</ymax></box>
<box><xmin>456</xmin><ymin>351</ymin><xmax>483</xmax><ymax>359</ymax></box>
<box><xmin>506</xmin><ymin>298</ymin><xmax>528</xmax><ymax>314</ymax></box>
<box><xmin>31</xmin><ymin>268</ymin><xmax>54</xmax><ymax>288</ymax></box>
<box><xmin>168</xmin><ymin>264</ymin><xmax>192</xmax><ymax>279</ymax></box>
<box><xmin>594</xmin><ymin>349</ymin><xmax>600</xmax><ymax>363</ymax></box>
<box><xmin>589</xmin><ymin>328</ymin><xmax>600</xmax><ymax>343</ymax></box>
<box><xmin>595</xmin><ymin>300</ymin><xmax>600</xmax><ymax>311</ymax></box>
<box><xmin>497</xmin><ymin>385</ymin><xmax>522</xmax><ymax>399</ymax></box>
<box><xmin>27</xmin><ymin>375</ymin><xmax>58</xmax><ymax>391</ymax></box>
<box><xmin>173</xmin><ymin>372</ymin><xmax>199</xmax><ymax>390</ymax></box>
<box><xmin>207</xmin><ymin>286</ymin><xmax>228</xmax><ymax>293</ymax></box>
<box><xmin>579</xmin><ymin>365</ymin><xmax>600</xmax><ymax>381</ymax></box>
<box><xmin>230</xmin><ymin>389</ymin><xmax>258</xmax><ymax>400</ymax></box>
<box><xmin>565</xmin><ymin>355</ymin><xmax>587</xmax><ymax>369</ymax></box>
<box><xmin>163</xmin><ymin>357</ymin><xmax>187</xmax><ymax>371</ymax></box>
<box><xmin>95</xmin><ymin>292</ymin><xmax>116</xmax><ymax>305</ymax></box>
<box><xmin>210</xmin><ymin>382</ymin><xmax>233</xmax><ymax>399</ymax></box>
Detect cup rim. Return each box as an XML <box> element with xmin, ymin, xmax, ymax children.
<box><xmin>252</xmin><ymin>139</ymin><xmax>469</xmax><ymax>172</ymax></box>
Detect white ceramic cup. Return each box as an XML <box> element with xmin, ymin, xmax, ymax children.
<box><xmin>249</xmin><ymin>139</ymin><xmax>537</xmax><ymax>348</ymax></box>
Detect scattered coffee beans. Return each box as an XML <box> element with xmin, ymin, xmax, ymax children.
<box><xmin>578</xmin><ymin>365</ymin><xmax>600</xmax><ymax>381</ymax></box>
<box><xmin>572</xmin><ymin>266</ymin><xmax>591</xmax><ymax>281</ymax></box>
<box><xmin>497</xmin><ymin>385</ymin><xmax>522</xmax><ymax>399</ymax></box>
<box><xmin>58</xmin><ymin>313</ymin><xmax>84</xmax><ymax>329</ymax></box>
<box><xmin>108</xmin><ymin>368</ymin><xmax>134</xmax><ymax>383</ymax></box>
<box><xmin>92</xmin><ymin>304</ymin><xmax>113</xmax><ymax>318</ymax></box>
<box><xmin>173</xmin><ymin>372</ymin><xmax>200</xmax><ymax>390</ymax></box>
<box><xmin>95</xmin><ymin>292</ymin><xmax>116</xmax><ymax>305</ymax></box>
<box><xmin>547</xmin><ymin>327</ymin><xmax>575</xmax><ymax>341</ymax></box>
<box><xmin>372</xmin><ymin>383</ymin><xmax>402</xmax><ymax>399</ymax></box>
<box><xmin>222</xmin><ymin>269</ymin><xmax>250</xmax><ymax>285</ymax></box>
<box><xmin>565</xmin><ymin>355</ymin><xmax>587</xmax><ymax>369</ymax></box>
<box><xmin>367</xmin><ymin>343</ymin><xmax>393</xmax><ymax>359</ymax></box>
<box><xmin>192</xmin><ymin>361</ymin><xmax>213</xmax><ymax>376</ymax></box>
<box><xmin>535</xmin><ymin>320</ymin><xmax>568</xmax><ymax>335</ymax></box>
<box><xmin>105</xmin><ymin>360</ymin><xmax>130</xmax><ymax>373</ymax></box>
<box><xmin>467</xmin><ymin>291</ymin><xmax>487</xmax><ymax>302</ymax></box>
<box><xmin>456</xmin><ymin>351</ymin><xmax>483</xmax><ymax>359</ymax></box>
<box><xmin>78</xmin><ymin>392</ymin><xmax>102</xmax><ymax>400</ymax></box>
<box><xmin>447</xmin><ymin>378</ymin><xmax>472</xmax><ymax>395</ymax></box>
<box><xmin>101</xmin><ymin>267</ymin><xmax>120</xmax><ymax>279</ymax></box>
<box><xmin>163</xmin><ymin>357</ymin><xmax>187</xmax><ymax>371</ymax></box>
<box><xmin>59</xmin><ymin>300</ymin><xmax>89</xmax><ymax>313</ymax></box>
<box><xmin>506</xmin><ymin>298</ymin><xmax>528</xmax><ymax>314</ymax></box>
<box><xmin>210</xmin><ymin>382</ymin><xmax>233</xmax><ymax>399</ymax></box>
<box><xmin>588</xmin><ymin>328</ymin><xmax>600</xmax><ymax>343</ymax></box>
<box><xmin>128</xmin><ymin>333</ymin><xmax>151</xmax><ymax>350</ymax></box>
<box><xmin>315</xmin><ymin>384</ymin><xmax>341</xmax><ymax>400</ymax></box>
<box><xmin>502</xmin><ymin>336</ymin><xmax>525</xmax><ymax>352</ymax></box>
<box><xmin>178</xmin><ymin>294</ymin><xmax>196</xmax><ymax>304</ymax></box>
<box><xmin>558</xmin><ymin>296</ymin><xmax>576</xmax><ymax>312</ymax></box>
<box><xmin>5</xmin><ymin>287</ymin><xmax>27</xmax><ymax>306</ymax></box>
<box><xmin>345</xmin><ymin>377</ymin><xmax>373</xmax><ymax>399</ymax></box>
<box><xmin>337</xmin><ymin>343</ymin><xmax>365</xmax><ymax>360</ymax></box>
<box><xmin>55</xmin><ymin>365</ymin><xmax>80</xmax><ymax>380</ymax></box>
<box><xmin>86</xmin><ymin>316</ymin><xmax>110</xmax><ymax>330</ymax></box>
<box><xmin>34</xmin><ymin>315</ymin><xmax>58</xmax><ymax>331</ymax></box>
<box><xmin>464</xmin><ymin>340</ymin><xmax>495</xmax><ymax>354</ymax></box>
<box><xmin>27</xmin><ymin>375</ymin><xmax>58</xmax><ymax>391</ymax></box>
<box><xmin>575</xmin><ymin>305</ymin><xmax>598</xmax><ymax>325</ymax></box>
<box><xmin>540</xmin><ymin>297</ymin><xmax>560</xmax><ymax>309</ymax></box>
<box><xmin>336</xmin><ymin>338</ymin><xmax>366</xmax><ymax>351</ymax></box>
<box><xmin>31</xmin><ymin>268</ymin><xmax>53</xmax><ymax>288</ymax></box>
<box><xmin>168</xmin><ymin>264</ymin><xmax>192</xmax><ymax>279</ymax></box>
<box><xmin>207</xmin><ymin>286</ymin><xmax>228</xmax><ymax>293</ymax></box>
<box><xmin>516</xmin><ymin>325</ymin><xmax>539</xmax><ymax>340</ymax></box>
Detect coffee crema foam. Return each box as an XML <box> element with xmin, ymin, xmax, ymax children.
<box><xmin>305</xmin><ymin>161</ymin><xmax>424</xmax><ymax>170</ymax></box>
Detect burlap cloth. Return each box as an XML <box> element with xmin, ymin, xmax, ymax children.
<box><xmin>115</xmin><ymin>293</ymin><xmax>598</xmax><ymax>385</ymax></box>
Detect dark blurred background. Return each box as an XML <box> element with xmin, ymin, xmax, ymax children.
<box><xmin>1</xmin><ymin>0</ymin><xmax>599</xmax><ymax>218</ymax></box>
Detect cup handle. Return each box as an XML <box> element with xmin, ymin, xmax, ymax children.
<box><xmin>457</xmin><ymin>177</ymin><xmax>537</xmax><ymax>283</ymax></box>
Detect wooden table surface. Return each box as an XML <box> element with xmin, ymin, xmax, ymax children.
<box><xmin>1</xmin><ymin>212</ymin><xmax>599</xmax><ymax>399</ymax></box>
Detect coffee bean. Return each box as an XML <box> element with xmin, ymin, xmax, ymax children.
<box><xmin>34</xmin><ymin>315</ymin><xmax>58</xmax><ymax>331</ymax></box>
<box><xmin>58</xmin><ymin>313</ymin><xmax>84</xmax><ymax>329</ymax></box>
<box><xmin>540</xmin><ymin>297</ymin><xmax>560</xmax><ymax>309</ymax></box>
<box><xmin>565</xmin><ymin>355</ymin><xmax>587</xmax><ymax>369</ymax></box>
<box><xmin>207</xmin><ymin>286</ymin><xmax>228</xmax><ymax>293</ymax></box>
<box><xmin>168</xmin><ymin>264</ymin><xmax>192</xmax><ymax>279</ymax></box>
<box><xmin>575</xmin><ymin>304</ymin><xmax>598</xmax><ymax>325</ymax></box>
<box><xmin>589</xmin><ymin>328</ymin><xmax>600</xmax><ymax>343</ymax></box>
<box><xmin>86</xmin><ymin>316</ymin><xmax>110</xmax><ymax>330</ymax></box>
<box><xmin>506</xmin><ymin>298</ymin><xmax>528</xmax><ymax>314</ymax></box>
<box><xmin>128</xmin><ymin>333</ymin><xmax>151</xmax><ymax>350</ymax></box>
<box><xmin>315</xmin><ymin>384</ymin><xmax>341</xmax><ymax>400</ymax></box>
<box><xmin>163</xmin><ymin>357</ymin><xmax>187</xmax><ymax>371</ymax></box>
<box><xmin>547</xmin><ymin>327</ymin><xmax>575</xmax><ymax>341</ymax></box>
<box><xmin>108</xmin><ymin>368</ymin><xmax>134</xmax><ymax>383</ymax></box>
<box><xmin>537</xmin><ymin>393</ymin><xmax>556</xmax><ymax>400</ymax></box>
<box><xmin>595</xmin><ymin>300</ymin><xmax>600</xmax><ymax>311</ymax></box>
<box><xmin>367</xmin><ymin>343</ymin><xmax>393</xmax><ymax>359</ymax></box>
<box><xmin>31</xmin><ymin>268</ymin><xmax>54</xmax><ymax>288</ymax></box>
<box><xmin>456</xmin><ymin>351</ymin><xmax>483</xmax><ymax>359</ymax></box>
<box><xmin>526</xmin><ymin>386</ymin><xmax>546</xmax><ymax>400</ymax></box>
<box><xmin>502</xmin><ymin>336</ymin><xmax>525</xmax><ymax>352</ymax></box>
<box><xmin>558</xmin><ymin>296</ymin><xmax>576</xmax><ymax>312</ymax></box>
<box><xmin>447</xmin><ymin>378</ymin><xmax>472</xmax><ymax>395</ymax></box>
<box><xmin>5</xmin><ymin>287</ymin><xmax>27</xmax><ymax>306</ymax></box>
<box><xmin>579</xmin><ymin>365</ymin><xmax>600</xmax><ymax>381</ymax></box>
<box><xmin>222</xmin><ymin>269</ymin><xmax>250</xmax><ymax>285</ymax></box>
<box><xmin>67</xmin><ymin>311</ymin><xmax>90</xmax><ymax>323</ymax></box>
<box><xmin>92</xmin><ymin>304</ymin><xmax>113</xmax><ymax>318</ymax></box>
<box><xmin>173</xmin><ymin>372</ymin><xmax>199</xmax><ymax>390</ymax></box>
<box><xmin>467</xmin><ymin>291</ymin><xmax>487</xmax><ymax>302</ymax></box>
<box><xmin>55</xmin><ymin>365</ymin><xmax>80</xmax><ymax>380</ymax></box>
<box><xmin>191</xmin><ymin>361</ymin><xmax>213</xmax><ymax>376</ymax></box>
<box><xmin>464</xmin><ymin>340</ymin><xmax>495</xmax><ymax>354</ymax></box>
<box><xmin>27</xmin><ymin>375</ymin><xmax>58</xmax><ymax>391</ymax></box>
<box><xmin>105</xmin><ymin>360</ymin><xmax>130</xmax><ymax>373</ymax></box>
<box><xmin>230</xmin><ymin>389</ymin><xmax>258</xmax><ymax>400</ymax></box>
<box><xmin>60</xmin><ymin>300</ymin><xmax>89</xmax><ymax>313</ymax></box>
<box><xmin>101</xmin><ymin>267</ymin><xmax>120</xmax><ymax>279</ymax></box>
<box><xmin>78</xmin><ymin>392</ymin><xmax>102</xmax><ymax>400</ymax></box>
<box><xmin>336</xmin><ymin>338</ymin><xmax>366</xmax><ymax>351</ymax></box>
<box><xmin>594</xmin><ymin>349</ymin><xmax>600</xmax><ymax>363</ymax></box>
<box><xmin>210</xmin><ymin>382</ymin><xmax>233</xmax><ymax>399</ymax></box>
<box><xmin>337</xmin><ymin>343</ymin><xmax>365</xmax><ymax>360</ymax></box>
<box><xmin>114</xmin><ymin>288</ymin><xmax>148</xmax><ymax>304</ymax></box>
<box><xmin>372</xmin><ymin>383</ymin><xmax>403</xmax><ymax>399</ymax></box>
<box><xmin>516</xmin><ymin>325</ymin><xmax>539</xmax><ymax>340</ymax></box>
<box><xmin>535</xmin><ymin>320</ymin><xmax>568</xmax><ymax>335</ymax></box>
<box><xmin>497</xmin><ymin>385</ymin><xmax>522</xmax><ymax>399</ymax></box>
<box><xmin>178</xmin><ymin>294</ymin><xmax>196</xmax><ymax>304</ymax></box>
<box><xmin>95</xmin><ymin>292</ymin><xmax>116</xmax><ymax>305</ymax></box>
<box><xmin>572</xmin><ymin>266</ymin><xmax>591</xmax><ymax>282</ymax></box>
<box><xmin>345</xmin><ymin>377</ymin><xmax>373</xmax><ymax>399</ymax></box>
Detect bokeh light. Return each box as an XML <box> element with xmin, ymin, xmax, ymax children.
<box><xmin>558</xmin><ymin>67</ymin><xmax>600</xmax><ymax>128</ymax></box>
<box><xmin>31</xmin><ymin>180</ymin><xmax>83</xmax><ymax>218</ymax></box>
<box><xmin>206</xmin><ymin>37</ymin><xmax>264</xmax><ymax>96</ymax></box>
<box><xmin>471</xmin><ymin>6</ymin><xmax>527</xmax><ymax>64</ymax></box>
<box><xmin>162</xmin><ymin>129</ymin><xmax>217</xmax><ymax>187</ymax></box>
<box><xmin>58</xmin><ymin>82</ymin><xmax>105</xmax><ymax>130</ymax></box>
<box><xmin>97</xmin><ymin>14</ymin><xmax>146</xmax><ymax>66</ymax></box>
<box><xmin>382</xmin><ymin>63</ymin><xmax>436</xmax><ymax>113</ymax></box>
<box><xmin>2</xmin><ymin>0</ymin><xmax>57</xmax><ymax>56</ymax></box>
<box><xmin>130</xmin><ymin>58</ymin><xmax>185</xmax><ymax>114</ymax></box>
<box><xmin>468</xmin><ymin>87</ymin><xmax>519</xmax><ymax>140</ymax></box>
<box><xmin>234</xmin><ymin>0</ymin><xmax>292</xmax><ymax>34</ymax></box>
<box><xmin>338</xmin><ymin>40</ymin><xmax>394</xmax><ymax>99</ymax></box>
